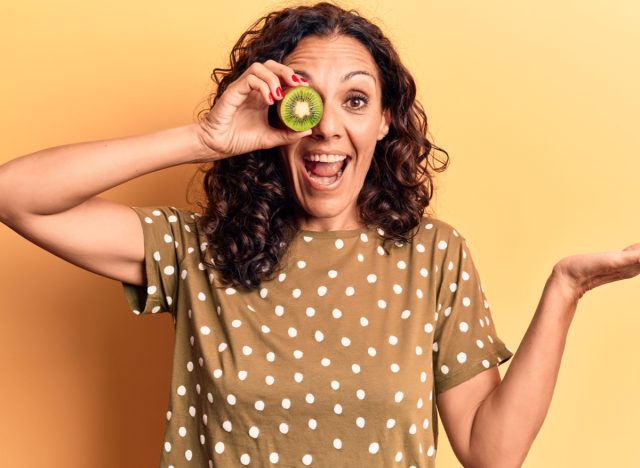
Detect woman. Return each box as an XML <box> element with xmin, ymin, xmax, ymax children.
<box><xmin>1</xmin><ymin>2</ymin><xmax>638</xmax><ymax>467</ymax></box>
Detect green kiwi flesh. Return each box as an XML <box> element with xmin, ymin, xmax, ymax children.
<box><xmin>277</xmin><ymin>86</ymin><xmax>324</xmax><ymax>132</ymax></box>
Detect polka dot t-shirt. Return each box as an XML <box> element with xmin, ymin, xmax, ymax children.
<box><xmin>121</xmin><ymin>206</ymin><xmax>513</xmax><ymax>467</ymax></box>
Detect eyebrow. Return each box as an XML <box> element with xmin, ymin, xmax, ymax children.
<box><xmin>293</xmin><ymin>69</ymin><xmax>376</xmax><ymax>84</ymax></box>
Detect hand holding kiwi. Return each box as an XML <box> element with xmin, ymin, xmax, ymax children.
<box><xmin>197</xmin><ymin>60</ymin><xmax>322</xmax><ymax>162</ymax></box>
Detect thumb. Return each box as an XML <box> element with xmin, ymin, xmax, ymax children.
<box><xmin>266</xmin><ymin>127</ymin><xmax>312</xmax><ymax>147</ymax></box>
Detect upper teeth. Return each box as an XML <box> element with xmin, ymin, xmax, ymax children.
<box><xmin>303</xmin><ymin>154</ymin><xmax>348</xmax><ymax>162</ymax></box>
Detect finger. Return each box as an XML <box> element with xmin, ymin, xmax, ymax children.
<box><xmin>259</xmin><ymin>59</ymin><xmax>309</xmax><ymax>93</ymax></box>
<box><xmin>242</xmin><ymin>74</ymin><xmax>274</xmax><ymax>105</ymax></box>
<box><xmin>263</xmin><ymin>127</ymin><xmax>312</xmax><ymax>148</ymax></box>
<box><xmin>242</xmin><ymin>62</ymin><xmax>299</xmax><ymax>106</ymax></box>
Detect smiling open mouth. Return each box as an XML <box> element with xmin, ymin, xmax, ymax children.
<box><xmin>303</xmin><ymin>155</ymin><xmax>351</xmax><ymax>186</ymax></box>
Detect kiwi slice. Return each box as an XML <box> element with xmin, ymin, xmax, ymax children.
<box><xmin>277</xmin><ymin>86</ymin><xmax>324</xmax><ymax>132</ymax></box>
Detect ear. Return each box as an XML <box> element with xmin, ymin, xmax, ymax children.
<box><xmin>377</xmin><ymin>109</ymin><xmax>392</xmax><ymax>141</ymax></box>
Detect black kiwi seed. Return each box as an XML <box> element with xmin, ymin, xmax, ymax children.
<box><xmin>277</xmin><ymin>86</ymin><xmax>324</xmax><ymax>132</ymax></box>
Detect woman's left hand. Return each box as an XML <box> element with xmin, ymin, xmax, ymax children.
<box><xmin>552</xmin><ymin>242</ymin><xmax>640</xmax><ymax>301</ymax></box>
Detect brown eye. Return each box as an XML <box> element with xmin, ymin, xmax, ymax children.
<box><xmin>346</xmin><ymin>93</ymin><xmax>369</xmax><ymax>110</ymax></box>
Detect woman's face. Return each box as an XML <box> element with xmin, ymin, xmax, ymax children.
<box><xmin>279</xmin><ymin>34</ymin><xmax>391</xmax><ymax>231</ymax></box>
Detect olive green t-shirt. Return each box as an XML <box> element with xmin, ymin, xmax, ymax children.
<box><xmin>121</xmin><ymin>206</ymin><xmax>513</xmax><ymax>467</ymax></box>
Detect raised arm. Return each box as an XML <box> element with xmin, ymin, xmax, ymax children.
<box><xmin>0</xmin><ymin>124</ymin><xmax>212</xmax><ymax>286</ymax></box>
<box><xmin>437</xmin><ymin>244</ymin><xmax>640</xmax><ymax>467</ymax></box>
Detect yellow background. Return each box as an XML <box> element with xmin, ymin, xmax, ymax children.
<box><xmin>1</xmin><ymin>0</ymin><xmax>639</xmax><ymax>466</ymax></box>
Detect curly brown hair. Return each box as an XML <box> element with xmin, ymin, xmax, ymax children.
<box><xmin>191</xmin><ymin>1</ymin><xmax>449</xmax><ymax>291</ymax></box>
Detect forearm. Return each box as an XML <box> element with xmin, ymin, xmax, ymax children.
<box><xmin>0</xmin><ymin>122</ymin><xmax>214</xmax><ymax>219</ymax></box>
<box><xmin>468</xmin><ymin>269</ymin><xmax>579</xmax><ymax>467</ymax></box>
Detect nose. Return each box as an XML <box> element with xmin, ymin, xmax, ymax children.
<box><xmin>310</xmin><ymin>100</ymin><xmax>343</xmax><ymax>141</ymax></box>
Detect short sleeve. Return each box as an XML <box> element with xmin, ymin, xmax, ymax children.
<box><xmin>121</xmin><ymin>206</ymin><xmax>192</xmax><ymax>317</ymax></box>
<box><xmin>433</xmin><ymin>227</ymin><xmax>513</xmax><ymax>394</ymax></box>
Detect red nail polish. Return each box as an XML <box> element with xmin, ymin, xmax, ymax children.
<box><xmin>300</xmin><ymin>77</ymin><xmax>308</xmax><ymax>83</ymax></box>
<box><xmin>269</xmin><ymin>93</ymin><xmax>274</xmax><ymax>104</ymax></box>
<box><xmin>276</xmin><ymin>87</ymin><xmax>283</xmax><ymax>98</ymax></box>
<box><xmin>292</xmin><ymin>74</ymin><xmax>299</xmax><ymax>83</ymax></box>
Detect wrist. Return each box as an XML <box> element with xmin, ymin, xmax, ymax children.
<box><xmin>191</xmin><ymin>121</ymin><xmax>221</xmax><ymax>163</ymax></box>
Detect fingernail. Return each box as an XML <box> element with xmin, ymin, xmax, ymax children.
<box><xmin>269</xmin><ymin>93</ymin><xmax>274</xmax><ymax>104</ymax></box>
<box><xmin>292</xmin><ymin>74</ymin><xmax>300</xmax><ymax>83</ymax></box>
<box><xmin>276</xmin><ymin>87</ymin><xmax>283</xmax><ymax>98</ymax></box>
<box><xmin>299</xmin><ymin>77</ymin><xmax>308</xmax><ymax>83</ymax></box>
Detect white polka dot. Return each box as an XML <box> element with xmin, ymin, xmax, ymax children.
<box><xmin>163</xmin><ymin>265</ymin><xmax>174</xmax><ymax>275</ymax></box>
<box><xmin>225</xmin><ymin>287</ymin><xmax>236</xmax><ymax>295</ymax></box>
<box><xmin>424</xmin><ymin>323</ymin><xmax>434</xmax><ymax>333</ymax></box>
<box><xmin>293</xmin><ymin>349</ymin><xmax>304</xmax><ymax>359</ymax></box>
<box><xmin>463</xmin><ymin>297</ymin><xmax>471</xmax><ymax>306</ymax></box>
<box><xmin>441</xmin><ymin>365</ymin><xmax>449</xmax><ymax>374</ymax></box>
<box><xmin>377</xmin><ymin>299</ymin><xmax>387</xmax><ymax>309</ymax></box>
<box><xmin>249</xmin><ymin>426</ymin><xmax>259</xmax><ymax>438</ymax></box>
<box><xmin>394</xmin><ymin>391</ymin><xmax>404</xmax><ymax>402</ymax></box>
<box><xmin>449</xmin><ymin>283</ymin><xmax>457</xmax><ymax>293</ymax></box>
<box><xmin>390</xmin><ymin>363</ymin><xmax>400</xmax><ymax>373</ymax></box>
<box><xmin>275</xmin><ymin>305</ymin><xmax>284</xmax><ymax>316</ymax></box>
<box><xmin>437</xmin><ymin>240</ymin><xmax>448</xmax><ymax>250</ymax></box>
<box><xmin>328</xmin><ymin>270</ymin><xmax>338</xmax><ymax>278</ymax></box>
<box><xmin>357</xmin><ymin>253</ymin><xmax>365</xmax><ymax>262</ymax></box>
<box><xmin>360</xmin><ymin>233</ymin><xmax>369</xmax><ymax>242</ymax></box>
<box><xmin>476</xmin><ymin>339</ymin><xmax>484</xmax><ymax>348</ymax></box>
<box><xmin>345</xmin><ymin>286</ymin><xmax>355</xmax><ymax>296</ymax></box>
<box><xmin>164</xmin><ymin>234</ymin><xmax>173</xmax><ymax>243</ymax></box>
<box><xmin>341</xmin><ymin>337</ymin><xmax>351</xmax><ymax>347</ymax></box>
<box><xmin>352</xmin><ymin>363</ymin><xmax>361</xmax><ymax>373</ymax></box>
<box><xmin>335</xmin><ymin>239</ymin><xmax>344</xmax><ymax>249</ymax></box>
<box><xmin>367</xmin><ymin>274</ymin><xmax>377</xmax><ymax>283</ymax></box>
<box><xmin>260</xmin><ymin>288</ymin><xmax>268</xmax><ymax>298</ymax></box>
<box><xmin>459</xmin><ymin>322</ymin><xmax>469</xmax><ymax>332</ymax></box>
<box><xmin>164</xmin><ymin>441</ymin><xmax>172</xmax><ymax>452</ymax></box>
<box><xmin>240</xmin><ymin>453</ymin><xmax>250</xmax><ymax>465</ymax></box>
<box><xmin>189</xmin><ymin>406</ymin><xmax>196</xmax><ymax>417</ymax></box>
<box><xmin>356</xmin><ymin>389</ymin><xmax>365</xmax><ymax>399</ymax></box>
<box><xmin>185</xmin><ymin>449</ymin><xmax>192</xmax><ymax>460</ymax></box>
<box><xmin>420</xmin><ymin>267</ymin><xmax>429</xmax><ymax>277</ymax></box>
<box><xmin>317</xmin><ymin>286</ymin><xmax>327</xmax><ymax>296</ymax></box>
<box><xmin>332</xmin><ymin>308</ymin><xmax>343</xmax><ymax>319</ymax></box>
<box><xmin>232</xmin><ymin>319</ymin><xmax>242</xmax><ymax>328</ymax></box>
<box><xmin>177</xmin><ymin>385</ymin><xmax>186</xmax><ymax>396</ymax></box>
<box><xmin>356</xmin><ymin>416</ymin><xmax>366</xmax><ymax>428</ymax></box>
<box><xmin>147</xmin><ymin>285</ymin><xmax>157</xmax><ymax>295</ymax></box>
<box><xmin>238</xmin><ymin>370</ymin><xmax>247</xmax><ymax>380</ymax></box>
<box><xmin>393</xmin><ymin>284</ymin><xmax>402</xmax><ymax>294</ymax></box>
<box><xmin>401</xmin><ymin>309</ymin><xmax>411</xmax><ymax>319</ymax></box>
<box><xmin>386</xmin><ymin>418</ymin><xmax>396</xmax><ymax>428</ymax></box>
<box><xmin>377</xmin><ymin>246</ymin><xmax>385</xmax><ymax>255</ymax></box>
<box><xmin>462</xmin><ymin>271</ymin><xmax>470</xmax><ymax>280</ymax></box>
<box><xmin>388</xmin><ymin>335</ymin><xmax>399</xmax><ymax>345</ymax></box>
<box><xmin>282</xmin><ymin>398</ymin><xmax>291</xmax><ymax>409</ymax></box>
<box><xmin>197</xmin><ymin>292</ymin><xmax>206</xmax><ymax>301</ymax></box>
<box><xmin>333</xmin><ymin>438</ymin><xmax>343</xmax><ymax>449</ymax></box>
<box><xmin>303</xmin><ymin>235</ymin><xmax>313</xmax><ymax>242</ymax></box>
<box><xmin>416</xmin><ymin>243</ymin><xmax>425</xmax><ymax>253</ymax></box>
<box><xmin>306</xmin><ymin>307</ymin><xmax>316</xmax><ymax>317</ymax></box>
<box><xmin>200</xmin><ymin>326</ymin><xmax>211</xmax><ymax>335</ymax></box>
<box><xmin>265</xmin><ymin>375</ymin><xmax>274</xmax><ymax>385</ymax></box>
<box><xmin>302</xmin><ymin>454</ymin><xmax>313</xmax><ymax>465</ymax></box>
<box><xmin>395</xmin><ymin>451</ymin><xmax>404</xmax><ymax>462</ymax></box>
<box><xmin>292</xmin><ymin>288</ymin><xmax>302</xmax><ymax>298</ymax></box>
<box><xmin>279</xmin><ymin>422</ymin><xmax>289</xmax><ymax>434</ymax></box>
<box><xmin>288</xmin><ymin>327</ymin><xmax>297</xmax><ymax>337</ymax></box>
<box><xmin>427</xmin><ymin>445</ymin><xmax>435</xmax><ymax>457</ymax></box>
<box><xmin>255</xmin><ymin>400</ymin><xmax>265</xmax><ymax>411</ymax></box>
<box><xmin>297</xmin><ymin>260</ymin><xmax>307</xmax><ymax>269</ymax></box>
<box><xmin>367</xmin><ymin>347</ymin><xmax>376</xmax><ymax>356</ymax></box>
<box><xmin>360</xmin><ymin>316</ymin><xmax>369</xmax><ymax>326</ymax></box>
<box><xmin>482</xmin><ymin>359</ymin><xmax>491</xmax><ymax>368</ymax></box>
<box><xmin>144</xmin><ymin>216</ymin><xmax>153</xmax><ymax>224</ymax></box>
<box><xmin>457</xmin><ymin>352</ymin><xmax>467</xmax><ymax>364</ymax></box>
<box><xmin>409</xmin><ymin>423</ymin><xmax>417</xmax><ymax>434</ymax></box>
<box><xmin>308</xmin><ymin>418</ymin><xmax>317</xmax><ymax>430</ymax></box>
<box><xmin>179</xmin><ymin>426</ymin><xmax>187</xmax><ymax>437</ymax></box>
<box><xmin>397</xmin><ymin>260</ymin><xmax>407</xmax><ymax>269</ymax></box>
<box><xmin>294</xmin><ymin>372</ymin><xmax>304</xmax><ymax>383</ymax></box>
<box><xmin>243</xmin><ymin>345</ymin><xmax>252</xmax><ymax>355</ymax></box>
<box><xmin>305</xmin><ymin>393</ymin><xmax>315</xmax><ymax>404</ymax></box>
<box><xmin>269</xmin><ymin>452</ymin><xmax>279</xmax><ymax>463</ymax></box>
<box><xmin>334</xmin><ymin>403</ymin><xmax>343</xmax><ymax>414</ymax></box>
<box><xmin>369</xmin><ymin>442</ymin><xmax>380</xmax><ymax>454</ymax></box>
<box><xmin>227</xmin><ymin>394</ymin><xmax>237</xmax><ymax>405</ymax></box>
<box><xmin>314</xmin><ymin>330</ymin><xmax>324</xmax><ymax>342</ymax></box>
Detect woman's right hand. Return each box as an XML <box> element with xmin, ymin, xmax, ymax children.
<box><xmin>196</xmin><ymin>60</ymin><xmax>311</xmax><ymax>162</ymax></box>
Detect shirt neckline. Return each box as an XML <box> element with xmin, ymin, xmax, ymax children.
<box><xmin>297</xmin><ymin>225</ymin><xmax>374</xmax><ymax>239</ymax></box>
